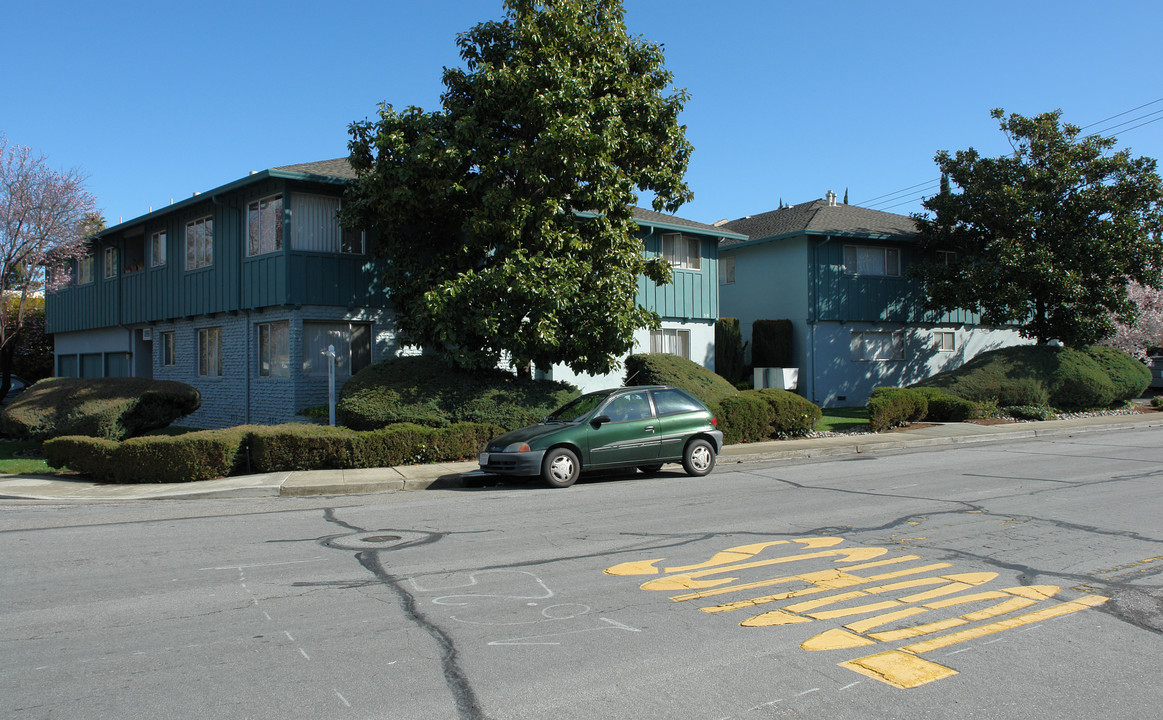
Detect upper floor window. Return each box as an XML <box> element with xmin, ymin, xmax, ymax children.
<box><xmin>186</xmin><ymin>216</ymin><xmax>214</xmax><ymax>270</ymax></box>
<box><xmin>103</xmin><ymin>247</ymin><xmax>118</xmax><ymax>279</ymax></box>
<box><xmin>662</xmin><ymin>233</ymin><xmax>701</xmax><ymax>270</ymax></box>
<box><xmin>290</xmin><ymin>193</ymin><xmax>364</xmax><ymax>254</ymax></box>
<box><xmin>151</xmin><ymin>230</ymin><xmax>167</xmax><ymax>268</ymax></box>
<box><xmin>844</xmin><ymin>245</ymin><xmax>900</xmax><ymax>277</ymax></box>
<box><xmin>719</xmin><ymin>255</ymin><xmax>735</xmax><ymax>285</ymax></box>
<box><xmin>650</xmin><ymin>328</ymin><xmax>690</xmax><ymax>360</ymax></box>
<box><xmin>936</xmin><ymin>250</ymin><xmax>957</xmax><ymax>266</ymax></box>
<box><xmin>247</xmin><ymin>194</ymin><xmax>284</xmax><ymax>257</ymax></box>
<box><xmin>76</xmin><ymin>255</ymin><xmax>94</xmax><ymax>285</ymax></box>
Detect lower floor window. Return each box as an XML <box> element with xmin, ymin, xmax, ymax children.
<box><xmin>80</xmin><ymin>353</ymin><xmax>103</xmax><ymax>378</ymax></box>
<box><xmin>851</xmin><ymin>330</ymin><xmax>904</xmax><ymax>361</ymax></box>
<box><xmin>650</xmin><ymin>328</ymin><xmax>690</xmax><ymax>360</ymax></box>
<box><xmin>106</xmin><ymin>352</ymin><xmax>131</xmax><ymax>377</ymax></box>
<box><xmin>58</xmin><ymin>355</ymin><xmax>79</xmax><ymax>377</ymax></box>
<box><xmin>258</xmin><ymin>321</ymin><xmax>290</xmax><ymax>377</ymax></box>
<box><xmin>162</xmin><ymin>332</ymin><xmax>176</xmax><ymax>366</ymax></box>
<box><xmin>199</xmin><ymin>327</ymin><xmax>223</xmax><ymax>376</ymax></box>
<box><xmin>302</xmin><ymin>322</ymin><xmax>371</xmax><ymax>377</ymax></box>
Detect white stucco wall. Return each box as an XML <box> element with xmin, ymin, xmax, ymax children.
<box><xmin>805</xmin><ymin>321</ymin><xmax>1032</xmax><ymax>407</ymax></box>
<box><xmin>540</xmin><ymin>320</ymin><xmax>716</xmax><ymax>394</ymax></box>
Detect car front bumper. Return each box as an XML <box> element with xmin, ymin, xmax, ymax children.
<box><xmin>479</xmin><ymin>449</ymin><xmax>546</xmax><ymax>477</ymax></box>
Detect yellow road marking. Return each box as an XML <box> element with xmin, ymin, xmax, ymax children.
<box><xmin>839</xmin><ymin>651</ymin><xmax>958</xmax><ymax>689</ymax></box>
<box><xmin>603</xmin><ymin>538</ymin><xmax>844</xmax><ymax>577</ymax></box>
<box><xmin>640</xmin><ymin>547</ymin><xmax>888</xmax><ymax>591</ymax></box>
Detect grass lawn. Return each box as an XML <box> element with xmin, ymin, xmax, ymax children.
<box><xmin>0</xmin><ymin>440</ymin><xmax>52</xmax><ymax>475</ymax></box>
<box><xmin>817</xmin><ymin>406</ymin><xmax>870</xmax><ymax>433</ymax></box>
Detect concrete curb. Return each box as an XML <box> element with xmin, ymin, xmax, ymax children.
<box><xmin>1</xmin><ymin>413</ymin><xmax>1159</xmax><ymax>501</ymax></box>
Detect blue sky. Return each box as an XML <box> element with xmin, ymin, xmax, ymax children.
<box><xmin>4</xmin><ymin>0</ymin><xmax>1162</xmax><ymax>228</ymax></box>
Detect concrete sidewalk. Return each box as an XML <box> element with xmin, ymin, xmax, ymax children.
<box><xmin>1</xmin><ymin>412</ymin><xmax>1159</xmax><ymax>502</ymax></box>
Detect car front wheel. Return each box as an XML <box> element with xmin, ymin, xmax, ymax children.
<box><xmin>682</xmin><ymin>439</ymin><xmax>716</xmax><ymax>477</ymax></box>
<box><xmin>541</xmin><ymin>448</ymin><xmax>580</xmax><ymax>488</ymax></box>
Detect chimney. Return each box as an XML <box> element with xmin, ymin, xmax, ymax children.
<box><xmin>826</xmin><ymin>190</ymin><xmax>837</xmax><ymax>207</ymax></box>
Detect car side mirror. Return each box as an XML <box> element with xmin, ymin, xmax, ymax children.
<box><xmin>590</xmin><ymin>415</ymin><xmax>611</xmax><ymax>429</ymax></box>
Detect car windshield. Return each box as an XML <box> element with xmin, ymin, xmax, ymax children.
<box><xmin>545</xmin><ymin>393</ymin><xmax>608</xmax><ymax>423</ymax></box>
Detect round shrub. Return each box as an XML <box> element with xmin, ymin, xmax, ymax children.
<box><xmin>624</xmin><ymin>353</ymin><xmax>738</xmax><ymax>408</ymax></box>
<box><xmin>996</xmin><ymin>378</ymin><xmax>1050</xmax><ymax>407</ymax></box>
<box><xmin>755</xmin><ymin>388</ymin><xmax>822</xmax><ymax>437</ymax></box>
<box><xmin>715</xmin><ymin>393</ymin><xmax>774</xmax><ymax>445</ymax></box>
<box><xmin>1</xmin><ymin>378</ymin><xmax>200</xmax><ymax>441</ymax></box>
<box><xmin>910</xmin><ymin>386</ymin><xmax>976</xmax><ymax>422</ymax></box>
<box><xmin>1084</xmin><ymin>346</ymin><xmax>1151</xmax><ymax>401</ymax></box>
<box><xmin>867</xmin><ymin>387</ymin><xmax>928</xmax><ymax>432</ymax></box>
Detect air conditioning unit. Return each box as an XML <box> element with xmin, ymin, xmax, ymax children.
<box><xmin>141</xmin><ymin>327</ymin><xmax>153</xmax><ymax>341</ymax></box>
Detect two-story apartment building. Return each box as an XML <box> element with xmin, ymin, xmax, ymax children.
<box><xmin>719</xmin><ymin>192</ymin><xmax>1028</xmax><ymax>407</ymax></box>
<box><xmin>47</xmin><ymin>160</ymin><xmax>740</xmax><ymax>427</ymax></box>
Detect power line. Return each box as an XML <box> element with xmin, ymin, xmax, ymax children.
<box><xmin>856</xmin><ymin>97</ymin><xmax>1163</xmax><ymax>213</ymax></box>
<box><xmin>1080</xmin><ymin>96</ymin><xmax>1163</xmax><ymax>130</ymax></box>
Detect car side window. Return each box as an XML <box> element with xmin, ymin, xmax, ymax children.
<box><xmin>603</xmin><ymin>392</ymin><xmax>653</xmax><ymax>422</ymax></box>
<box><xmin>651</xmin><ymin>389</ymin><xmax>703</xmax><ymax>416</ymax></box>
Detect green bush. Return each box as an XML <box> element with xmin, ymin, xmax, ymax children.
<box><xmin>1</xmin><ymin>378</ymin><xmax>201</xmax><ymax>441</ymax></box>
<box><xmin>715</xmin><ymin>388</ymin><xmax>821</xmax><ymax>443</ymax></box>
<box><xmin>336</xmin><ymin>356</ymin><xmax>576</xmax><ymax>431</ymax></box>
<box><xmin>755</xmin><ymin>388</ymin><xmax>822</xmax><ymax>437</ymax></box>
<box><xmin>1083</xmin><ymin>346</ymin><xmax>1151</xmax><ymax>401</ymax></box>
<box><xmin>44</xmin><ymin>428</ymin><xmax>248</xmax><ymax>483</ymax></box>
<box><xmin>1003</xmin><ymin>405</ymin><xmax>1057</xmax><ymax>421</ymax></box>
<box><xmin>715</xmin><ymin>318</ymin><xmax>746</xmax><ymax>385</ymax></box>
<box><xmin>996</xmin><ymin>377</ymin><xmax>1050</xmax><ymax>407</ymax></box>
<box><xmin>752</xmin><ymin>319</ymin><xmax>794</xmax><ymax>367</ymax></box>
<box><xmin>623</xmin><ymin>353</ymin><xmax>738</xmax><ymax>408</ymax></box>
<box><xmin>909</xmin><ymin>386</ymin><xmax>976</xmax><ymax>422</ymax></box>
<box><xmin>43</xmin><ymin>422</ymin><xmax>503</xmax><ymax>483</ymax></box>
<box><xmin>915</xmin><ymin>345</ymin><xmax>1138</xmax><ymax>411</ymax></box>
<box><xmin>1151</xmin><ymin>395</ymin><xmax>1163</xmax><ymax>408</ymax></box>
<box><xmin>716</xmin><ymin>393</ymin><xmax>774</xmax><ymax>445</ymax></box>
<box><xmin>867</xmin><ymin>387</ymin><xmax>928</xmax><ymax>432</ymax></box>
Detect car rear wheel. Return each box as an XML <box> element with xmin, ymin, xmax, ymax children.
<box><xmin>637</xmin><ymin>464</ymin><xmax>664</xmax><ymax>474</ymax></box>
<box><xmin>541</xmin><ymin>448</ymin><xmax>580</xmax><ymax>488</ymax></box>
<box><xmin>682</xmin><ymin>439</ymin><xmax>716</xmax><ymax>477</ymax></box>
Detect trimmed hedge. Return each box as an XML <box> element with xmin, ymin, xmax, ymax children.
<box><xmin>45</xmin><ymin>428</ymin><xmax>249</xmax><ymax>483</ymax></box>
<box><xmin>336</xmin><ymin>356</ymin><xmax>576</xmax><ymax>431</ymax></box>
<box><xmin>752</xmin><ymin>319</ymin><xmax>794</xmax><ymax>368</ymax></box>
<box><xmin>716</xmin><ymin>388</ymin><xmax>821</xmax><ymax>444</ymax></box>
<box><xmin>909</xmin><ymin>387</ymin><xmax>976</xmax><ymax>422</ymax></box>
<box><xmin>0</xmin><ymin>377</ymin><xmax>201</xmax><ymax>441</ymax></box>
<box><xmin>44</xmin><ymin>422</ymin><xmax>504</xmax><ymax>483</ymax></box>
<box><xmin>715</xmin><ymin>318</ymin><xmax>746</xmax><ymax>385</ymax></box>
<box><xmin>915</xmin><ymin>345</ymin><xmax>1145</xmax><ymax>410</ymax></box>
<box><xmin>623</xmin><ymin>353</ymin><xmax>739</xmax><ymax>408</ymax></box>
<box><xmin>867</xmin><ymin>387</ymin><xmax>929</xmax><ymax>432</ymax></box>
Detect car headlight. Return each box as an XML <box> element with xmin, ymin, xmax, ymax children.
<box><xmin>502</xmin><ymin>442</ymin><xmax>532</xmax><ymax>453</ymax></box>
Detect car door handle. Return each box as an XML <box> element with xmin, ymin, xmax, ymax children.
<box><xmin>644</xmin><ymin>425</ymin><xmax>655</xmax><ymax>433</ymax></box>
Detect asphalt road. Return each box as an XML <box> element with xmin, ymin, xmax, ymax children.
<box><xmin>2</xmin><ymin>427</ymin><xmax>1161</xmax><ymax>719</ymax></box>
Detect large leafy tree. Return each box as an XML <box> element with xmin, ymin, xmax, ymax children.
<box><xmin>341</xmin><ymin>0</ymin><xmax>693</xmax><ymax>376</ymax></box>
<box><xmin>1</xmin><ymin>136</ymin><xmax>97</xmax><ymax>398</ymax></box>
<box><xmin>911</xmin><ymin>109</ymin><xmax>1163</xmax><ymax>346</ymax></box>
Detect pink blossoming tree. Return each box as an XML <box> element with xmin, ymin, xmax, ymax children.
<box><xmin>0</xmin><ymin>136</ymin><xmax>98</xmax><ymax>399</ymax></box>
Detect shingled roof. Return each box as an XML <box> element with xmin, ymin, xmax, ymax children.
<box><xmin>274</xmin><ymin>158</ymin><xmax>358</xmax><ymax>180</ymax></box>
<box><xmin>720</xmin><ymin>198</ymin><xmax>916</xmax><ymax>246</ymax></box>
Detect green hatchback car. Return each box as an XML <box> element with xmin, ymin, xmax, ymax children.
<box><xmin>478</xmin><ymin>385</ymin><xmax>724</xmax><ymax>488</ymax></box>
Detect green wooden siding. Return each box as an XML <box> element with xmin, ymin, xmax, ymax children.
<box><xmin>46</xmin><ymin>180</ymin><xmax>390</xmax><ymax>334</ymax></box>
<box><xmin>810</xmin><ymin>238</ymin><xmax>980</xmax><ymax>325</ymax></box>
<box><xmin>637</xmin><ymin>231</ymin><xmax>718</xmax><ymax>321</ymax></box>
